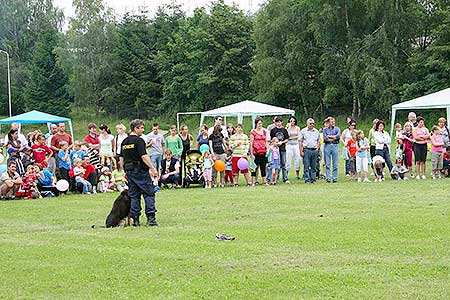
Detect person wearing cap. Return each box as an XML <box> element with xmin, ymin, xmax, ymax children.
<box><xmin>6</xmin><ymin>148</ymin><xmax>25</xmax><ymax>176</ymax></box>
<box><xmin>21</xmin><ymin>146</ymin><xmax>35</xmax><ymax>169</ymax></box>
<box><xmin>0</xmin><ymin>161</ymin><xmax>22</xmax><ymax>200</ymax></box>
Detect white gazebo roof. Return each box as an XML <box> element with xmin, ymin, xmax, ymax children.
<box><xmin>390</xmin><ymin>87</ymin><xmax>450</xmax><ymax>135</ymax></box>
<box><xmin>201</xmin><ymin>100</ymin><xmax>295</xmax><ymax>118</ymax></box>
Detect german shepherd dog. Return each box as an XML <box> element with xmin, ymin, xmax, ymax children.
<box><xmin>105</xmin><ymin>190</ymin><xmax>131</xmax><ymax>228</ymax></box>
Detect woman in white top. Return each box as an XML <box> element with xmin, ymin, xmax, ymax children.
<box><xmin>114</xmin><ymin>123</ymin><xmax>128</xmax><ymax>164</ymax></box>
<box><xmin>373</xmin><ymin>120</ymin><xmax>393</xmax><ymax>171</ymax></box>
<box><xmin>98</xmin><ymin>124</ymin><xmax>116</xmax><ymax>169</ymax></box>
<box><xmin>285</xmin><ymin>116</ymin><xmax>302</xmax><ymax>179</ymax></box>
<box><xmin>341</xmin><ymin>119</ymin><xmax>356</xmax><ymax>175</ymax></box>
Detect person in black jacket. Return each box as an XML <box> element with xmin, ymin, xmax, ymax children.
<box><xmin>159</xmin><ymin>149</ymin><xmax>181</xmax><ymax>189</ymax></box>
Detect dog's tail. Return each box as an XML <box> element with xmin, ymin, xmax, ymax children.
<box><xmin>91</xmin><ymin>224</ymin><xmax>106</xmax><ymax>228</ymax></box>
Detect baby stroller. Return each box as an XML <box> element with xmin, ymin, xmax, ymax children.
<box><xmin>183</xmin><ymin>149</ymin><xmax>204</xmax><ymax>188</ymax></box>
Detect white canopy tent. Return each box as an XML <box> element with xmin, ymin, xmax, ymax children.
<box><xmin>196</xmin><ymin>100</ymin><xmax>295</xmax><ymax>129</ymax></box>
<box><xmin>390</xmin><ymin>87</ymin><xmax>450</xmax><ymax>135</ymax></box>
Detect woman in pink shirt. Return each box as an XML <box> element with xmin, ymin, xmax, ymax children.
<box><xmin>412</xmin><ymin>116</ymin><xmax>430</xmax><ymax>179</ymax></box>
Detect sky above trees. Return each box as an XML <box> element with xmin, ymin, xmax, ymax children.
<box><xmin>53</xmin><ymin>0</ymin><xmax>266</xmax><ymax>18</ymax></box>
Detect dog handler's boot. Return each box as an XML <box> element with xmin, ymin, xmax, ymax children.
<box><xmin>132</xmin><ymin>217</ymin><xmax>140</xmax><ymax>227</ymax></box>
<box><xmin>147</xmin><ymin>214</ymin><xmax>159</xmax><ymax>227</ymax></box>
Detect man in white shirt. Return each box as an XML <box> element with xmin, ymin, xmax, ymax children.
<box><xmin>207</xmin><ymin>116</ymin><xmax>228</xmax><ymax>138</ymax></box>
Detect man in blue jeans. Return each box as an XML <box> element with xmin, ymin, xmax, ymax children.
<box><xmin>323</xmin><ymin>117</ymin><xmax>341</xmax><ymax>183</ymax></box>
<box><xmin>120</xmin><ymin>119</ymin><xmax>159</xmax><ymax>227</ymax></box>
<box><xmin>299</xmin><ymin>118</ymin><xmax>320</xmax><ymax>184</ymax></box>
<box><xmin>146</xmin><ymin>123</ymin><xmax>165</xmax><ymax>176</ymax></box>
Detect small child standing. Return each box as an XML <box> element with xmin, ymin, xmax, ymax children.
<box><xmin>355</xmin><ymin>130</ymin><xmax>370</xmax><ymax>182</ymax></box>
<box><xmin>402</xmin><ymin>122</ymin><xmax>415</xmax><ymax>177</ymax></box>
<box><xmin>224</xmin><ymin>149</ymin><xmax>233</xmax><ymax>185</ymax></box>
<box><xmin>430</xmin><ymin>125</ymin><xmax>444</xmax><ymax>179</ymax></box>
<box><xmin>268</xmin><ymin>137</ymin><xmax>281</xmax><ymax>185</ymax></box>
<box><xmin>346</xmin><ymin>131</ymin><xmax>357</xmax><ymax>181</ymax></box>
<box><xmin>111</xmin><ymin>165</ymin><xmax>127</xmax><ymax>192</ymax></box>
<box><xmin>58</xmin><ymin>140</ymin><xmax>71</xmax><ymax>182</ymax></box>
<box><xmin>69</xmin><ymin>141</ymin><xmax>86</xmax><ymax>168</ymax></box>
<box><xmin>202</xmin><ymin>150</ymin><xmax>214</xmax><ymax>188</ymax></box>
<box><xmin>390</xmin><ymin>159</ymin><xmax>408</xmax><ymax>180</ymax></box>
<box><xmin>73</xmin><ymin>158</ymin><xmax>92</xmax><ymax>194</ymax></box>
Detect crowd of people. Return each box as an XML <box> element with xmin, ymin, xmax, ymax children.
<box><xmin>1</xmin><ymin>111</ymin><xmax>449</xmax><ymax>200</ymax></box>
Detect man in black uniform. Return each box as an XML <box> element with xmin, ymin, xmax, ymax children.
<box><xmin>120</xmin><ymin>119</ymin><xmax>159</xmax><ymax>227</ymax></box>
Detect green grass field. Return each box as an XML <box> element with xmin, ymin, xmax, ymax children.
<box><xmin>1</xmin><ymin>172</ymin><xmax>450</xmax><ymax>300</ymax></box>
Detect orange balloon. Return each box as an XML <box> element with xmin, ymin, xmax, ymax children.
<box><xmin>214</xmin><ymin>160</ymin><xmax>226</xmax><ymax>172</ymax></box>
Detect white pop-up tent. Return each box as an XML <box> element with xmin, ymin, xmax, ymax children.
<box><xmin>177</xmin><ymin>100</ymin><xmax>295</xmax><ymax>130</ymax></box>
<box><xmin>201</xmin><ymin>100</ymin><xmax>295</xmax><ymax>127</ymax></box>
<box><xmin>390</xmin><ymin>87</ymin><xmax>450</xmax><ymax>135</ymax></box>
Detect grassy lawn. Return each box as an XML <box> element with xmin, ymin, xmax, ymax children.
<box><xmin>1</xmin><ymin>174</ymin><xmax>449</xmax><ymax>299</ymax></box>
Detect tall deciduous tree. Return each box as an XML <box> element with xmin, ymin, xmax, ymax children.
<box><xmin>58</xmin><ymin>0</ymin><xmax>116</xmax><ymax>113</ymax></box>
<box><xmin>158</xmin><ymin>0</ymin><xmax>254</xmax><ymax>115</ymax></box>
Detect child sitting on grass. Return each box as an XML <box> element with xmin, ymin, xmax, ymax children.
<box><xmin>390</xmin><ymin>159</ymin><xmax>408</xmax><ymax>180</ymax></box>
<box><xmin>99</xmin><ymin>166</ymin><xmax>114</xmax><ymax>193</ymax></box>
<box><xmin>111</xmin><ymin>165</ymin><xmax>127</xmax><ymax>192</ymax></box>
<box><xmin>73</xmin><ymin>158</ymin><xmax>92</xmax><ymax>194</ymax></box>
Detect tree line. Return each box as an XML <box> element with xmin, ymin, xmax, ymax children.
<box><xmin>0</xmin><ymin>0</ymin><xmax>449</xmax><ymax>120</ymax></box>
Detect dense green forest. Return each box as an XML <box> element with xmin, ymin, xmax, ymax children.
<box><xmin>0</xmin><ymin>0</ymin><xmax>449</xmax><ymax>121</ymax></box>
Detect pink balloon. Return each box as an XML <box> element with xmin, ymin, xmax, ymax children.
<box><xmin>237</xmin><ymin>157</ymin><xmax>248</xmax><ymax>170</ymax></box>
<box><xmin>56</xmin><ymin>179</ymin><xmax>69</xmax><ymax>192</ymax></box>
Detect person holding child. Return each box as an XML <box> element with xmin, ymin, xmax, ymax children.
<box><xmin>98</xmin><ymin>124</ymin><xmax>116</xmax><ymax>169</ymax></box>
<box><xmin>268</xmin><ymin>116</ymin><xmax>290</xmax><ymax>184</ymax></box>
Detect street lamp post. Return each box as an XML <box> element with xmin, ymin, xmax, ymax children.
<box><xmin>0</xmin><ymin>49</ymin><xmax>12</xmax><ymax>117</ymax></box>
